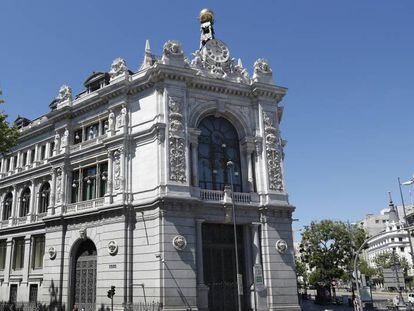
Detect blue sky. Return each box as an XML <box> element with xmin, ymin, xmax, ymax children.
<box><xmin>1</xmin><ymin>1</ymin><xmax>414</xmax><ymax>237</ymax></box>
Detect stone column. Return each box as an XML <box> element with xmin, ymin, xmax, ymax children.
<box><xmin>45</xmin><ymin>142</ymin><xmax>51</xmax><ymax>161</ymax></box>
<box><xmin>27</xmin><ymin>180</ymin><xmax>36</xmax><ymax>223</ymax></box>
<box><xmin>48</xmin><ymin>169</ymin><xmax>56</xmax><ymax>216</ymax></box>
<box><xmin>196</xmin><ymin>219</ymin><xmax>208</xmax><ymax>311</ymax></box>
<box><xmin>22</xmin><ymin>235</ymin><xmax>32</xmax><ymax>284</ymax></box>
<box><xmin>16</xmin><ymin>151</ymin><xmax>21</xmax><ymax>172</ymax></box>
<box><xmin>251</xmin><ymin>222</ymin><xmax>267</xmax><ymax>310</ymax></box>
<box><xmin>10</xmin><ymin>186</ymin><xmax>18</xmax><ymax>221</ymax></box>
<box><xmin>33</xmin><ymin>144</ymin><xmax>39</xmax><ymax>167</ymax></box>
<box><xmin>3</xmin><ymin>238</ymin><xmax>13</xmax><ymax>284</ymax></box>
<box><xmin>27</xmin><ymin>149</ymin><xmax>32</xmax><ymax>168</ymax></box>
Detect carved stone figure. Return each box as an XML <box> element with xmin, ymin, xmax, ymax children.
<box><xmin>109</xmin><ymin>57</ymin><xmax>128</xmax><ymax>80</ymax></box>
<box><xmin>57</xmin><ymin>85</ymin><xmax>72</xmax><ymax>103</ymax></box>
<box><xmin>108</xmin><ymin>110</ymin><xmax>115</xmax><ymax>132</ymax></box>
<box><xmin>79</xmin><ymin>228</ymin><xmax>87</xmax><ymax>239</ymax></box>
<box><xmin>168</xmin><ymin>97</ymin><xmax>186</xmax><ymax>183</ymax></box>
<box><xmin>263</xmin><ymin>112</ymin><xmax>284</xmax><ymax>191</ymax></box>
<box><xmin>254</xmin><ymin>58</ymin><xmax>272</xmax><ymax>74</ymax></box>
<box><xmin>113</xmin><ymin>150</ymin><xmax>121</xmax><ymax>190</ymax></box>
<box><xmin>116</xmin><ymin>106</ymin><xmax>127</xmax><ymax>128</ymax></box>
<box><xmin>60</xmin><ymin>128</ymin><xmax>69</xmax><ymax>150</ymax></box>
<box><xmin>53</xmin><ymin>131</ymin><xmax>60</xmax><ymax>153</ymax></box>
<box><xmin>163</xmin><ymin>40</ymin><xmax>183</xmax><ymax>56</ymax></box>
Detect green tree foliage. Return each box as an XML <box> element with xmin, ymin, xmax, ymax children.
<box><xmin>299</xmin><ymin>220</ymin><xmax>367</xmax><ymax>285</ymax></box>
<box><xmin>0</xmin><ymin>89</ymin><xmax>19</xmax><ymax>154</ymax></box>
<box><xmin>373</xmin><ymin>251</ymin><xmax>410</xmax><ymax>281</ymax></box>
<box><xmin>295</xmin><ymin>258</ymin><xmax>309</xmax><ymax>289</ymax></box>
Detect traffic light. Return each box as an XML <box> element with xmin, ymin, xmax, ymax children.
<box><xmin>107</xmin><ymin>286</ymin><xmax>116</xmax><ymax>299</ymax></box>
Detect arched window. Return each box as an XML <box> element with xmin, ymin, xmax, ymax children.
<box><xmin>198</xmin><ymin>116</ymin><xmax>243</xmax><ymax>192</ymax></box>
<box><xmin>38</xmin><ymin>182</ymin><xmax>50</xmax><ymax>214</ymax></box>
<box><xmin>2</xmin><ymin>192</ymin><xmax>13</xmax><ymax>220</ymax></box>
<box><xmin>20</xmin><ymin>187</ymin><xmax>31</xmax><ymax>217</ymax></box>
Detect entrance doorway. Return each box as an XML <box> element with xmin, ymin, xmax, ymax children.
<box><xmin>70</xmin><ymin>239</ymin><xmax>97</xmax><ymax>311</ymax></box>
<box><xmin>202</xmin><ymin>223</ymin><xmax>248</xmax><ymax>311</ymax></box>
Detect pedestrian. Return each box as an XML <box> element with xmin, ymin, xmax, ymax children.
<box><xmin>72</xmin><ymin>305</ymin><xmax>78</xmax><ymax>311</ymax></box>
<box><xmin>353</xmin><ymin>297</ymin><xmax>361</xmax><ymax>311</ymax></box>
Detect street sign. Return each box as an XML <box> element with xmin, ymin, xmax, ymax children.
<box><xmin>383</xmin><ymin>268</ymin><xmax>404</xmax><ymax>289</ymax></box>
<box><xmin>253</xmin><ymin>264</ymin><xmax>265</xmax><ymax>292</ymax></box>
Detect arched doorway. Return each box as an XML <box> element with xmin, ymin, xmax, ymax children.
<box><xmin>70</xmin><ymin>239</ymin><xmax>97</xmax><ymax>311</ymax></box>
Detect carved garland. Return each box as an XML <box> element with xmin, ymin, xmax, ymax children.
<box><xmin>113</xmin><ymin>149</ymin><xmax>122</xmax><ymax>190</ymax></box>
<box><xmin>263</xmin><ymin>112</ymin><xmax>284</xmax><ymax>191</ymax></box>
<box><xmin>55</xmin><ymin>168</ymin><xmax>62</xmax><ymax>203</ymax></box>
<box><xmin>168</xmin><ymin>97</ymin><xmax>186</xmax><ymax>183</ymax></box>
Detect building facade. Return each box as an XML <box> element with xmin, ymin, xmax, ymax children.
<box><xmin>0</xmin><ymin>9</ymin><xmax>299</xmax><ymax>311</ymax></box>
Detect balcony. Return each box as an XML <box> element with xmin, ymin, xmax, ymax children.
<box><xmin>195</xmin><ymin>188</ymin><xmax>258</xmax><ymax>204</ymax></box>
<box><xmin>65</xmin><ymin>197</ymin><xmax>105</xmax><ymax>214</ymax></box>
<box><xmin>70</xmin><ymin>134</ymin><xmax>107</xmax><ymax>153</ymax></box>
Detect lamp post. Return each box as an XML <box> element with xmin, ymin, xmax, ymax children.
<box><xmin>227</xmin><ymin>160</ymin><xmax>243</xmax><ymax>311</ymax></box>
<box><xmin>398</xmin><ymin>177</ymin><xmax>414</xmax><ymax>267</ymax></box>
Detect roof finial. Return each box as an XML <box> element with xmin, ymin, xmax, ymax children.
<box><xmin>199</xmin><ymin>8</ymin><xmax>215</xmax><ymax>48</ymax></box>
<box><xmin>140</xmin><ymin>39</ymin><xmax>154</xmax><ymax>70</ymax></box>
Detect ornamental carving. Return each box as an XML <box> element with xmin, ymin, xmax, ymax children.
<box><xmin>116</xmin><ymin>106</ymin><xmax>127</xmax><ymax>128</ymax></box>
<box><xmin>108</xmin><ymin>240</ymin><xmax>118</xmax><ymax>255</ymax></box>
<box><xmin>48</xmin><ymin>247</ymin><xmax>57</xmax><ymax>260</ymax></box>
<box><xmin>163</xmin><ymin>40</ymin><xmax>183</xmax><ymax>56</ymax></box>
<box><xmin>263</xmin><ymin>112</ymin><xmax>284</xmax><ymax>191</ymax></box>
<box><xmin>57</xmin><ymin>85</ymin><xmax>72</xmax><ymax>103</ymax></box>
<box><xmin>53</xmin><ymin>131</ymin><xmax>60</xmax><ymax>154</ymax></box>
<box><xmin>56</xmin><ymin>168</ymin><xmax>62</xmax><ymax>203</ymax></box>
<box><xmin>172</xmin><ymin>235</ymin><xmax>187</xmax><ymax>251</ymax></box>
<box><xmin>276</xmin><ymin>239</ymin><xmax>288</xmax><ymax>253</ymax></box>
<box><xmin>113</xmin><ymin>149</ymin><xmax>122</xmax><ymax>190</ymax></box>
<box><xmin>254</xmin><ymin>58</ymin><xmax>272</xmax><ymax>74</ymax></box>
<box><xmin>168</xmin><ymin>97</ymin><xmax>186</xmax><ymax>183</ymax></box>
<box><xmin>60</xmin><ymin>128</ymin><xmax>69</xmax><ymax>150</ymax></box>
<box><xmin>108</xmin><ymin>110</ymin><xmax>115</xmax><ymax>132</ymax></box>
<box><xmin>109</xmin><ymin>57</ymin><xmax>128</xmax><ymax>80</ymax></box>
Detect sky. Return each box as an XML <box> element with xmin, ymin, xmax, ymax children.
<box><xmin>1</xmin><ymin>1</ymin><xmax>414</xmax><ymax>239</ymax></box>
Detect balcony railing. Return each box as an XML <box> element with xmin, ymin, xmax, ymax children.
<box><xmin>70</xmin><ymin>134</ymin><xmax>107</xmax><ymax>152</ymax></box>
<box><xmin>65</xmin><ymin>197</ymin><xmax>105</xmax><ymax>213</ymax></box>
<box><xmin>197</xmin><ymin>188</ymin><xmax>255</xmax><ymax>204</ymax></box>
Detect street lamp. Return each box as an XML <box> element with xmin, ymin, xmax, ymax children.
<box><xmin>227</xmin><ymin>160</ymin><xmax>243</xmax><ymax>311</ymax></box>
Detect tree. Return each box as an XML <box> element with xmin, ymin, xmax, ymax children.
<box><xmin>299</xmin><ymin>220</ymin><xmax>367</xmax><ymax>287</ymax></box>
<box><xmin>0</xmin><ymin>89</ymin><xmax>19</xmax><ymax>154</ymax></box>
<box><xmin>295</xmin><ymin>258</ymin><xmax>309</xmax><ymax>290</ymax></box>
<box><xmin>373</xmin><ymin>251</ymin><xmax>410</xmax><ymax>282</ymax></box>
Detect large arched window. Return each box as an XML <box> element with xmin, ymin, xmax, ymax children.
<box><xmin>2</xmin><ymin>192</ymin><xmax>13</xmax><ymax>220</ymax></box>
<box><xmin>198</xmin><ymin>116</ymin><xmax>243</xmax><ymax>192</ymax></box>
<box><xmin>38</xmin><ymin>182</ymin><xmax>50</xmax><ymax>214</ymax></box>
<box><xmin>19</xmin><ymin>187</ymin><xmax>30</xmax><ymax>217</ymax></box>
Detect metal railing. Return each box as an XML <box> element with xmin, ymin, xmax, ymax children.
<box><xmin>65</xmin><ymin>197</ymin><xmax>105</xmax><ymax>214</ymax></box>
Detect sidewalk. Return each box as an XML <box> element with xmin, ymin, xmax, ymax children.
<box><xmin>301</xmin><ymin>300</ymin><xmax>354</xmax><ymax>311</ymax></box>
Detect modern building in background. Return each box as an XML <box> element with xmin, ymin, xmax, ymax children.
<box><xmin>0</xmin><ymin>9</ymin><xmax>300</xmax><ymax>311</ymax></box>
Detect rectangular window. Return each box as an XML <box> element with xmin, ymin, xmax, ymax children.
<box><xmin>71</xmin><ymin>170</ymin><xmax>80</xmax><ymax>203</ymax></box>
<box><xmin>74</xmin><ymin>129</ymin><xmax>83</xmax><ymax>145</ymax></box>
<box><xmin>401</xmin><ymin>247</ymin><xmax>405</xmax><ymax>252</ymax></box>
<box><xmin>101</xmin><ymin>118</ymin><xmax>108</xmax><ymax>135</ymax></box>
<box><xmin>22</xmin><ymin>152</ymin><xmax>28</xmax><ymax>166</ymax></box>
<box><xmin>82</xmin><ymin>166</ymin><xmax>97</xmax><ymax>201</ymax></box>
<box><xmin>399</xmin><ymin>237</ymin><xmax>403</xmax><ymax>242</ymax></box>
<box><xmin>13</xmin><ymin>238</ymin><xmax>25</xmax><ymax>270</ymax></box>
<box><xmin>13</xmin><ymin>156</ymin><xmax>17</xmax><ymax>169</ymax></box>
<box><xmin>30</xmin><ymin>149</ymin><xmax>35</xmax><ymax>163</ymax></box>
<box><xmin>9</xmin><ymin>284</ymin><xmax>17</xmax><ymax>303</ymax></box>
<box><xmin>29</xmin><ymin>284</ymin><xmax>38</xmax><ymax>303</ymax></box>
<box><xmin>6</xmin><ymin>158</ymin><xmax>10</xmax><ymax>171</ymax></box>
<box><xmin>32</xmin><ymin>235</ymin><xmax>45</xmax><ymax>269</ymax></box>
<box><xmin>40</xmin><ymin>145</ymin><xmax>46</xmax><ymax>160</ymax></box>
<box><xmin>0</xmin><ymin>240</ymin><xmax>6</xmax><ymax>270</ymax></box>
<box><xmin>49</xmin><ymin>142</ymin><xmax>55</xmax><ymax>157</ymax></box>
<box><xmin>375</xmin><ymin>220</ymin><xmax>379</xmax><ymax>224</ymax></box>
<box><xmin>99</xmin><ymin>162</ymin><xmax>108</xmax><ymax>197</ymax></box>
<box><xmin>86</xmin><ymin>123</ymin><xmax>99</xmax><ymax>140</ymax></box>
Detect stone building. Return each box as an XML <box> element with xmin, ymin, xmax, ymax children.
<box><xmin>0</xmin><ymin>9</ymin><xmax>299</xmax><ymax>311</ymax></box>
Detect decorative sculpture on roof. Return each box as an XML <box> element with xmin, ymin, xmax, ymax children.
<box><xmin>57</xmin><ymin>85</ymin><xmax>72</xmax><ymax>103</ymax></box>
<box><xmin>109</xmin><ymin>57</ymin><xmax>128</xmax><ymax>80</ymax></box>
<box><xmin>253</xmin><ymin>58</ymin><xmax>274</xmax><ymax>84</ymax></box>
<box><xmin>189</xmin><ymin>9</ymin><xmax>251</xmax><ymax>84</ymax></box>
<box><xmin>163</xmin><ymin>40</ymin><xmax>183</xmax><ymax>56</ymax></box>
